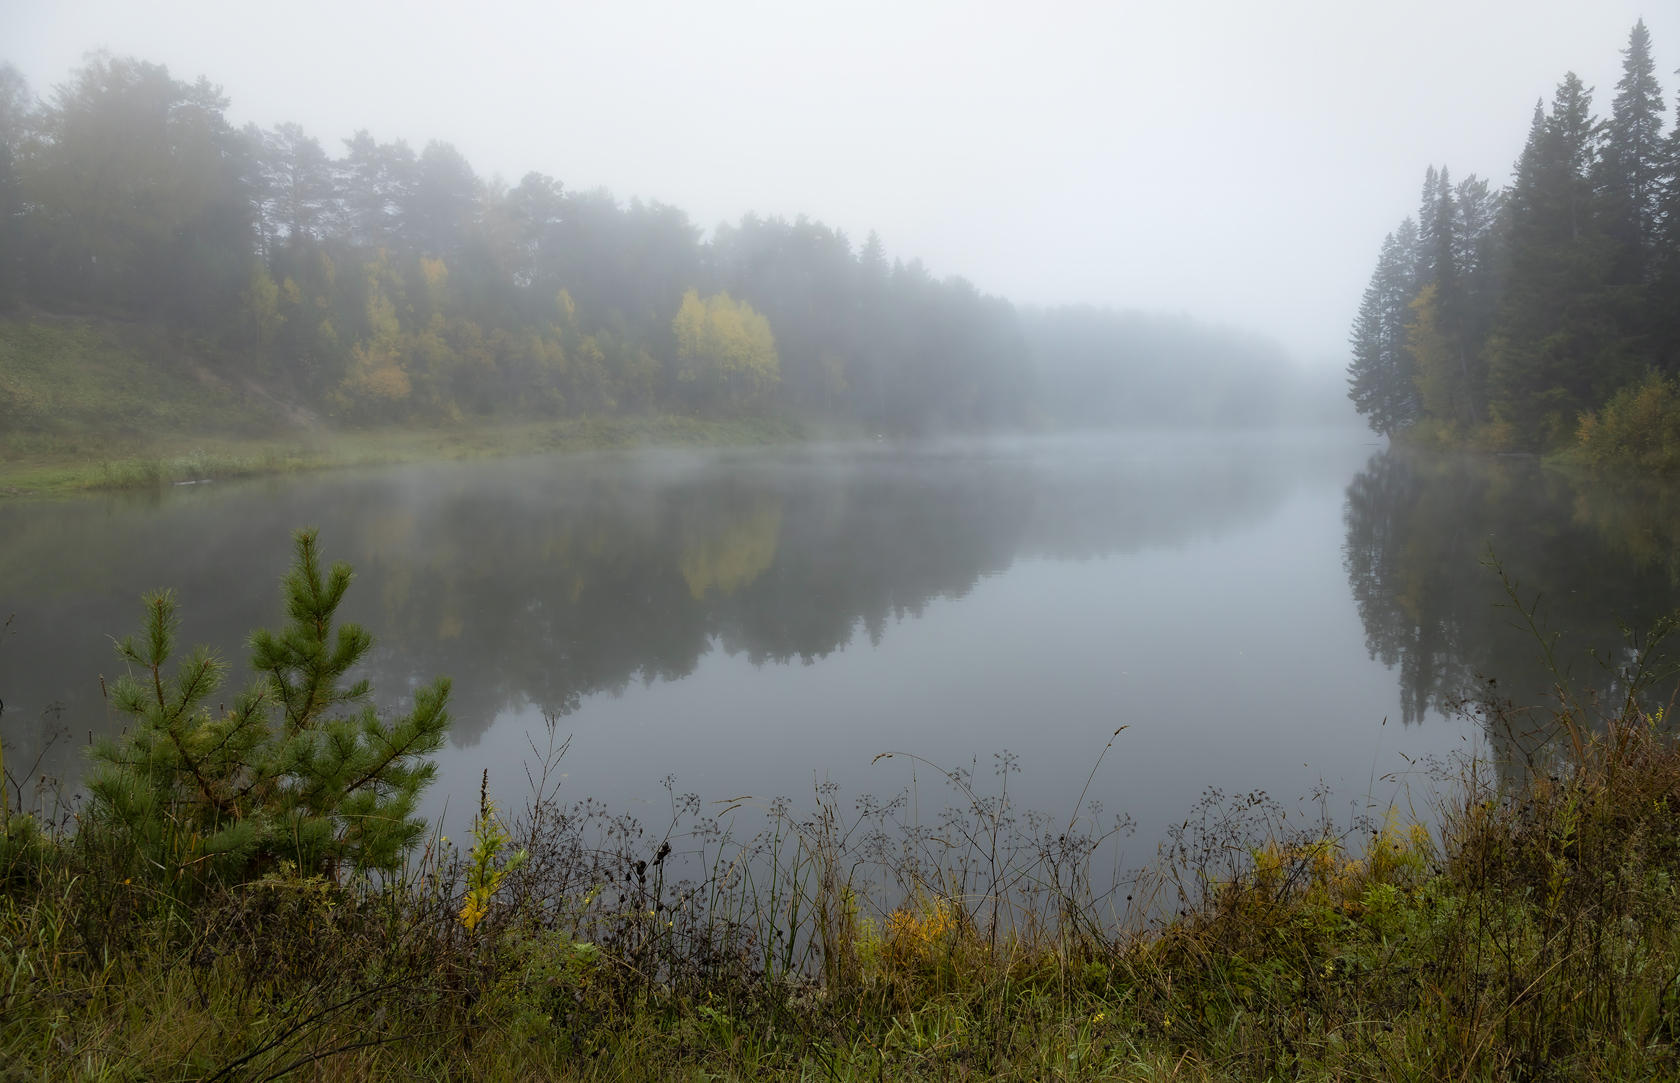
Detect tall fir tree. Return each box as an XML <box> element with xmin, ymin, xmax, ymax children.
<box><xmin>1403</xmin><ymin>166</ymin><xmax>1488</xmax><ymax>426</ymax></box>
<box><xmin>1487</xmin><ymin>75</ymin><xmax>1624</xmax><ymax>446</ymax></box>
<box><xmin>1416</xmin><ymin>166</ymin><xmax>1441</xmax><ymax>282</ymax></box>
<box><xmin>1348</xmin><ymin>223</ymin><xmax>1422</xmax><ymax>434</ymax></box>
<box><xmin>1434</xmin><ymin>167</ymin><xmax>1482</xmax><ymax>422</ymax></box>
<box><xmin>1454</xmin><ymin>173</ymin><xmax>1505</xmax><ymax>366</ymax></box>
<box><xmin>1597</xmin><ymin>18</ymin><xmax>1666</xmax><ymax>284</ymax></box>
<box><xmin>1648</xmin><ymin>55</ymin><xmax>1680</xmax><ymax>372</ymax></box>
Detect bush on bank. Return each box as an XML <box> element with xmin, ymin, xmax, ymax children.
<box><xmin>1577</xmin><ymin>372</ymin><xmax>1680</xmax><ymax>474</ymax></box>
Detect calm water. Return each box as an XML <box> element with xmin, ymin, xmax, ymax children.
<box><xmin>4</xmin><ymin>431</ymin><xmax>1677</xmax><ymax>846</ymax></box>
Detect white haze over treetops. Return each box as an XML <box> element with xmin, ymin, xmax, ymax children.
<box><xmin>1</xmin><ymin>0</ymin><xmax>1667</xmax><ymax>368</ymax></box>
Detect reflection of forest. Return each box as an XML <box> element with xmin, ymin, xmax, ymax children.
<box><xmin>0</xmin><ymin>439</ymin><xmax>1329</xmax><ymax>774</ymax></box>
<box><xmin>1343</xmin><ymin>450</ymin><xmax>1680</xmax><ymax>727</ymax></box>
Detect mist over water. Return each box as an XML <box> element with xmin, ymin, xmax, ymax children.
<box><xmin>7</xmin><ymin>431</ymin><xmax>1679</xmax><ymax>849</ymax></box>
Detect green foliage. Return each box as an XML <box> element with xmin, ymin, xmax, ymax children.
<box><xmin>84</xmin><ymin>528</ymin><xmax>451</xmax><ymax>886</ymax></box>
<box><xmin>1576</xmin><ymin>371</ymin><xmax>1680</xmax><ymax>472</ymax></box>
<box><xmin>19</xmin><ymin>55</ymin><xmax>253</xmax><ymax>321</ymax></box>
<box><xmin>1485</xmin><ymin>75</ymin><xmax>1627</xmax><ymax>448</ymax></box>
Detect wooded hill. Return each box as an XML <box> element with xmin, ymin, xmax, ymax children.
<box><xmin>1348</xmin><ymin>19</ymin><xmax>1680</xmax><ymax>453</ymax></box>
<box><xmin>0</xmin><ymin>53</ymin><xmax>1312</xmax><ymax>439</ymax></box>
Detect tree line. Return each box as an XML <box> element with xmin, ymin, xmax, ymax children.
<box><xmin>1347</xmin><ymin>19</ymin><xmax>1680</xmax><ymax>451</ymax></box>
<box><xmin>0</xmin><ymin>53</ymin><xmax>1314</xmax><ymax>436</ymax></box>
<box><xmin>0</xmin><ymin>53</ymin><xmax>1035</xmax><ymax>432</ymax></box>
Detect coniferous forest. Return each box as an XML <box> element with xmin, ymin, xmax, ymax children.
<box><xmin>1348</xmin><ymin>19</ymin><xmax>1680</xmax><ymax>465</ymax></box>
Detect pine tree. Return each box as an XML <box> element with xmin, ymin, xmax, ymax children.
<box><xmin>1597</xmin><ymin>19</ymin><xmax>1666</xmax><ymax>283</ymax></box>
<box><xmin>1348</xmin><ymin>225</ymin><xmax>1422</xmax><ymax>434</ymax></box>
<box><xmin>85</xmin><ymin>529</ymin><xmax>452</xmax><ymax>888</ymax></box>
<box><xmin>259</xmin><ymin>122</ymin><xmax>340</xmax><ymax>247</ymax></box>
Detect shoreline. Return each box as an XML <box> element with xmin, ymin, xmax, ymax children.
<box><xmin>0</xmin><ymin>413</ymin><xmax>811</xmax><ymax>498</ymax></box>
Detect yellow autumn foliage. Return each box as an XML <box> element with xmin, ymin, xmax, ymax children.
<box><xmin>678</xmin><ymin>502</ymin><xmax>782</xmax><ymax>599</ymax></box>
<box><xmin>671</xmin><ymin>290</ymin><xmax>779</xmax><ymax>402</ymax></box>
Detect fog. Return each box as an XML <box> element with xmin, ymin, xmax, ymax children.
<box><xmin>3</xmin><ymin>0</ymin><xmax>1664</xmax><ymax>366</ymax></box>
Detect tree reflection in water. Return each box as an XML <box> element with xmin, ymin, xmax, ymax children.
<box><xmin>0</xmin><ymin>437</ymin><xmax>1323</xmax><ymax>793</ymax></box>
<box><xmin>1343</xmin><ymin>449</ymin><xmax>1680</xmax><ymax>731</ymax></box>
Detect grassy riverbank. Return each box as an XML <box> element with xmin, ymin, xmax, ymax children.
<box><xmin>7</xmin><ymin>689</ymin><xmax>1680</xmax><ymax>1080</ymax></box>
<box><xmin>0</xmin><ymin>313</ymin><xmax>805</xmax><ymax>497</ymax></box>
<box><xmin>0</xmin><ymin>414</ymin><xmax>806</xmax><ymax>497</ymax></box>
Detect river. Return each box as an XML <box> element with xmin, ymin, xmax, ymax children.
<box><xmin>4</xmin><ymin>430</ymin><xmax>1675</xmax><ymax>854</ymax></box>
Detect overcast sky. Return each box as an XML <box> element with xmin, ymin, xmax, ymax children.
<box><xmin>2</xmin><ymin>1</ymin><xmax>1670</xmax><ymax>366</ymax></box>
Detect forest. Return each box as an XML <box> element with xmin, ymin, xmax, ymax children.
<box><xmin>0</xmin><ymin>54</ymin><xmax>1311</xmax><ymax>443</ymax></box>
<box><xmin>1348</xmin><ymin>19</ymin><xmax>1680</xmax><ymax>462</ymax></box>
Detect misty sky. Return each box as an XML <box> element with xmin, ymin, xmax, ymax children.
<box><xmin>2</xmin><ymin>1</ymin><xmax>1668</xmax><ymax>366</ymax></box>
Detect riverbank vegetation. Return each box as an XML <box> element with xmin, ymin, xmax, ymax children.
<box><xmin>8</xmin><ymin>536</ymin><xmax>1680</xmax><ymax>1079</ymax></box>
<box><xmin>0</xmin><ymin>50</ymin><xmax>1322</xmax><ymax>497</ymax></box>
<box><xmin>1348</xmin><ymin>19</ymin><xmax>1680</xmax><ymax>471</ymax></box>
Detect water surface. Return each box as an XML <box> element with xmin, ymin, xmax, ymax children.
<box><xmin>4</xmin><ymin>432</ymin><xmax>1672</xmax><ymax>846</ymax></box>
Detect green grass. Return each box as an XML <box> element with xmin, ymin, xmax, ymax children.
<box><xmin>0</xmin><ymin>315</ymin><xmax>807</xmax><ymax>497</ymax></box>
<box><xmin>0</xmin><ymin>317</ymin><xmax>289</xmax><ymax>444</ymax></box>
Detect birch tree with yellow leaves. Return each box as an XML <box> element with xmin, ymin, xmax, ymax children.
<box><xmin>671</xmin><ymin>290</ymin><xmax>779</xmax><ymax>407</ymax></box>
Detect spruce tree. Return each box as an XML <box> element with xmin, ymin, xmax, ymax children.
<box><xmin>1390</xmin><ymin>165</ymin><xmax>1495</xmax><ymax>429</ymax></box>
<box><xmin>1487</xmin><ymin>76</ymin><xmax>1623</xmax><ymax>446</ymax></box>
<box><xmin>1348</xmin><ymin>226</ymin><xmax>1423</xmax><ymax>434</ymax></box>
<box><xmin>85</xmin><ymin>528</ymin><xmax>452</xmax><ymax>887</ymax></box>
<box><xmin>1427</xmin><ymin>166</ymin><xmax>1458</xmax><ymax>292</ymax></box>
<box><xmin>1597</xmin><ymin>19</ymin><xmax>1666</xmax><ymax>283</ymax></box>
<box><xmin>1648</xmin><ymin>53</ymin><xmax>1680</xmax><ymax>373</ymax></box>
<box><xmin>1453</xmin><ymin>174</ymin><xmax>1504</xmax><ymax>348</ymax></box>
<box><xmin>1420</xmin><ymin>167</ymin><xmax>1484</xmax><ymax>423</ymax></box>
<box><xmin>1416</xmin><ymin>166</ymin><xmax>1441</xmax><ymax>283</ymax></box>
